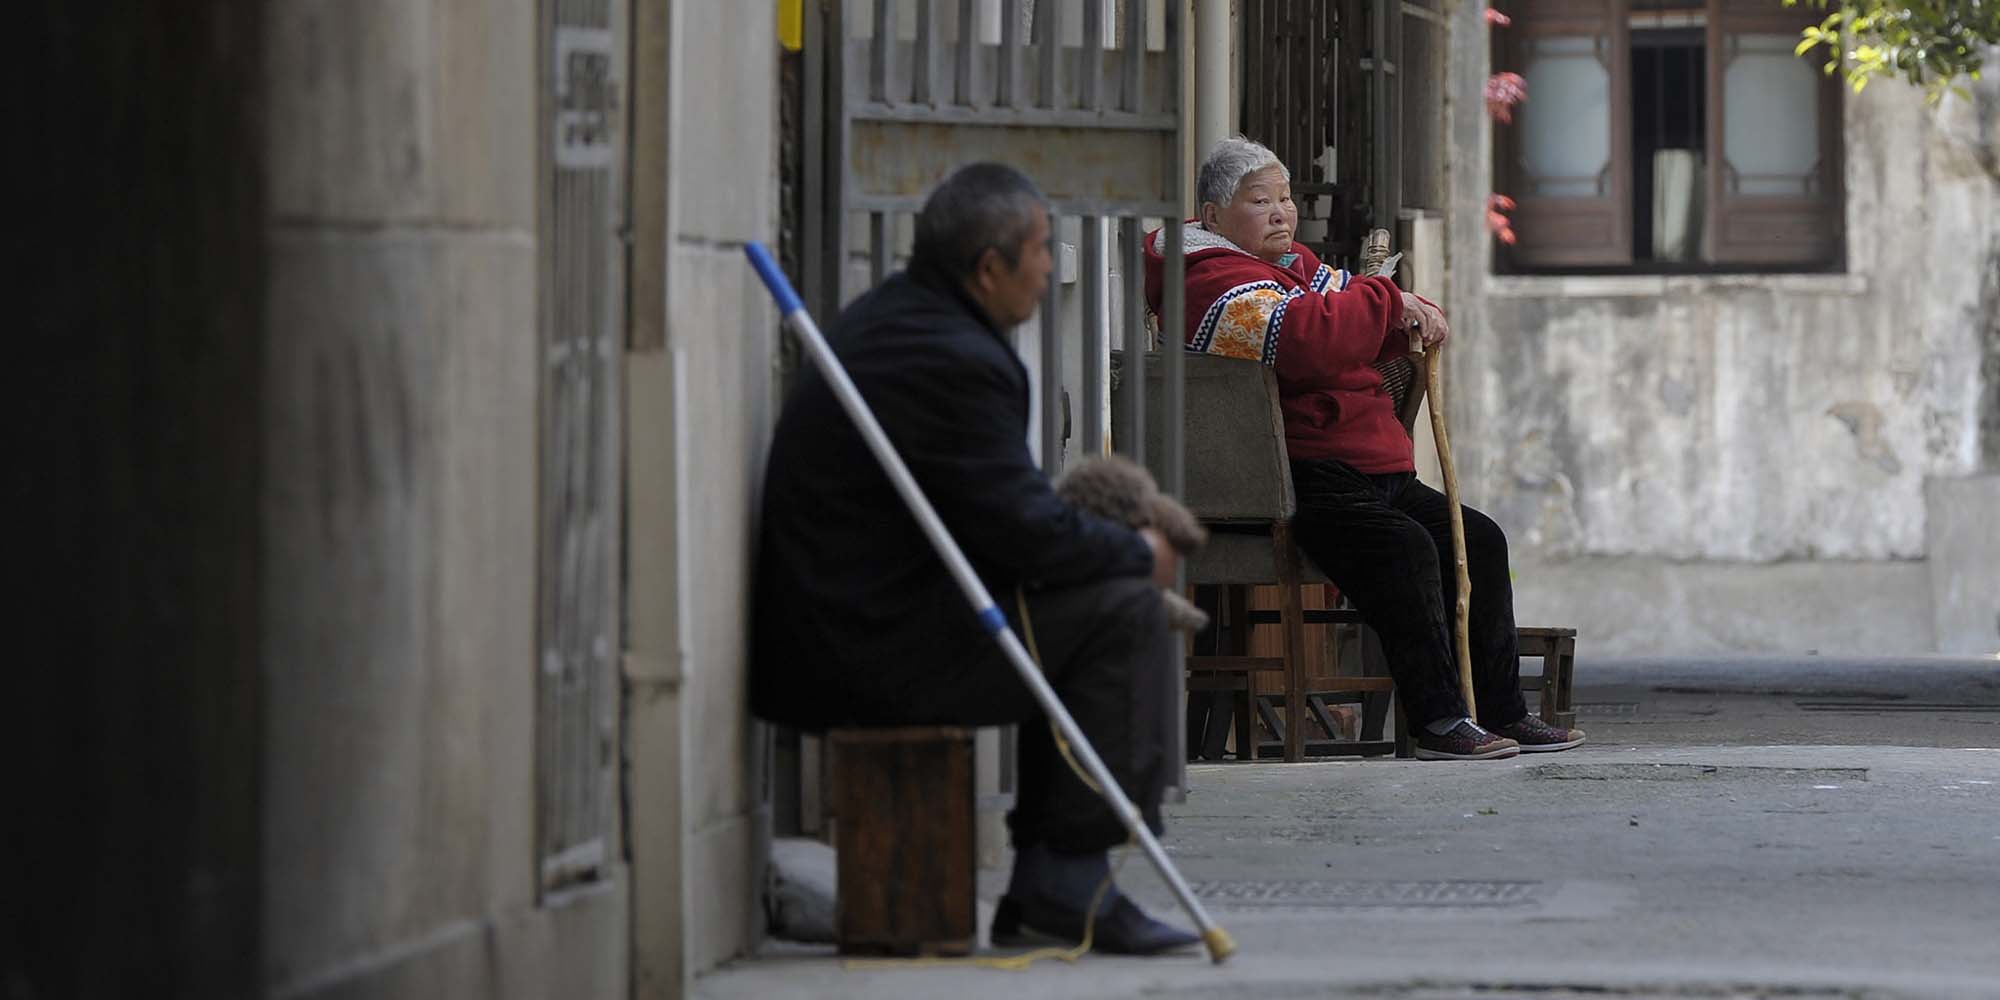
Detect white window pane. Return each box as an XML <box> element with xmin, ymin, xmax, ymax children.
<box><xmin>1520</xmin><ymin>36</ymin><xmax>1611</xmax><ymax>197</ymax></box>
<box><xmin>1724</xmin><ymin>33</ymin><xmax>1819</xmax><ymax>195</ymax></box>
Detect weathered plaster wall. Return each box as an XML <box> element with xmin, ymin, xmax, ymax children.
<box><xmin>261</xmin><ymin>2</ymin><xmax>627</xmax><ymax>996</ymax></box>
<box><xmin>1446</xmin><ymin>7</ymin><xmax>1999</xmax><ymax>652</ymax></box>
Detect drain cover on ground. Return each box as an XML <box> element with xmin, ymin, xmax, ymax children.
<box><xmin>1795</xmin><ymin>700</ymin><xmax>2000</xmax><ymax>713</ymax></box>
<box><xmin>1576</xmin><ymin>702</ymin><xmax>1641</xmax><ymax>717</ymax></box>
<box><xmin>1148</xmin><ymin>982</ymin><xmax>1882</xmax><ymax>999</ymax></box>
<box><xmin>1530</xmin><ymin>763</ymin><xmax>1869</xmax><ymax>782</ymax></box>
<box><xmin>1191</xmin><ymin>878</ymin><xmax>1541</xmax><ymax>908</ymax></box>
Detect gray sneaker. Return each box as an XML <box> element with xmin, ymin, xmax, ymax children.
<box><xmin>1413</xmin><ymin>721</ymin><xmax>1520</xmax><ymax>760</ymax></box>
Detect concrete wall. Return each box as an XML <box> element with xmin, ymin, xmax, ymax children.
<box><xmin>1929</xmin><ymin>475</ymin><xmax>2000</xmax><ymax>654</ymax></box>
<box><xmin>1444</xmin><ymin>10</ymin><xmax>2000</xmax><ymax>654</ymax></box>
<box><xmin>261</xmin><ymin>2</ymin><xmax>627</xmax><ymax>997</ymax></box>
<box><xmin>625</xmin><ymin>0</ymin><xmax>780</xmax><ymax>994</ymax></box>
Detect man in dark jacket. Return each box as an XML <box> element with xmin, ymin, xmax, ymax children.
<box><xmin>751</xmin><ymin>164</ymin><xmax>1196</xmax><ymax>955</ymax></box>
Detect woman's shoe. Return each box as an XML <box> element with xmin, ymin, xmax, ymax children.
<box><xmin>1413</xmin><ymin>720</ymin><xmax>1521</xmax><ymax>760</ymax></box>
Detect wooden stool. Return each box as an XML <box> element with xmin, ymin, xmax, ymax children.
<box><xmin>1517</xmin><ymin>627</ymin><xmax>1578</xmax><ymax>730</ymax></box>
<box><xmin>829</xmin><ymin>726</ymin><xmax>976</xmax><ymax>956</ymax></box>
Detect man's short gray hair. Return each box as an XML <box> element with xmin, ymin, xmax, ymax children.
<box><xmin>1197</xmin><ymin>136</ymin><xmax>1289</xmax><ymax>211</ymax></box>
<box><xmin>912</xmin><ymin>162</ymin><xmax>1048</xmax><ymax>280</ymax></box>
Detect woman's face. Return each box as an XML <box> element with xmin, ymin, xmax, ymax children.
<box><xmin>1204</xmin><ymin>165</ymin><xmax>1297</xmax><ymax>262</ymax></box>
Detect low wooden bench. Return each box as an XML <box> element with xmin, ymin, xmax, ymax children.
<box><xmin>828</xmin><ymin>726</ymin><xmax>977</xmax><ymax>956</ymax></box>
<box><xmin>1516</xmin><ymin>626</ymin><xmax>1578</xmax><ymax>730</ymax></box>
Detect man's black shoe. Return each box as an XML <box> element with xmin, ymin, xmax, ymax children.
<box><xmin>990</xmin><ymin>893</ymin><xmax>1200</xmax><ymax>956</ymax></box>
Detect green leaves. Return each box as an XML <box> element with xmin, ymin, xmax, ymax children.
<box><xmin>1784</xmin><ymin>0</ymin><xmax>1997</xmax><ymax>103</ymax></box>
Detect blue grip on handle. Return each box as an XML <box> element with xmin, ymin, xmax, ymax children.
<box><xmin>744</xmin><ymin>242</ymin><xmax>805</xmax><ymax>317</ymax></box>
<box><xmin>976</xmin><ymin>605</ymin><xmax>1007</xmax><ymax>636</ymax></box>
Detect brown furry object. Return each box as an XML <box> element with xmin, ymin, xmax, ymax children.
<box><xmin>1054</xmin><ymin>455</ymin><xmax>1211</xmax><ymax>631</ymax></box>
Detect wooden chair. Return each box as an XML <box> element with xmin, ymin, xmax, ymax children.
<box><xmin>1114</xmin><ymin>350</ymin><xmax>1580</xmax><ymax>763</ymax></box>
<box><xmin>1112</xmin><ymin>352</ymin><xmax>1419</xmax><ymax>762</ymax></box>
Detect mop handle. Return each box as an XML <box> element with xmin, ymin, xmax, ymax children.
<box><xmin>743</xmin><ymin>243</ymin><xmax>1234</xmax><ymax>964</ymax></box>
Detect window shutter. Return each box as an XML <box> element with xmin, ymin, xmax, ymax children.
<box><xmin>1498</xmin><ymin>0</ymin><xmax>1633</xmax><ymax>268</ymax></box>
<box><xmin>1705</xmin><ymin>0</ymin><xmax>1842</xmax><ymax>266</ymax></box>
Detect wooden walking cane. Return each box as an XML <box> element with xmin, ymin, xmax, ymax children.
<box><xmin>1360</xmin><ymin>231</ymin><xmax>1477</xmax><ymax>719</ymax></box>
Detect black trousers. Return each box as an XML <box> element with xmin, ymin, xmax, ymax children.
<box><xmin>877</xmin><ymin>575</ymin><xmax>1172</xmax><ymax>853</ymax></box>
<box><xmin>1288</xmin><ymin>459</ymin><xmax>1530</xmax><ymax>731</ymax></box>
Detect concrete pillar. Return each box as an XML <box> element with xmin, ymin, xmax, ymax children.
<box><xmin>625</xmin><ymin>0</ymin><xmax>780</xmax><ymax>993</ymax></box>
<box><xmin>1928</xmin><ymin>476</ymin><xmax>2000</xmax><ymax>654</ymax></box>
<box><xmin>1192</xmin><ymin>0</ymin><xmax>1233</xmax><ymax>162</ymax></box>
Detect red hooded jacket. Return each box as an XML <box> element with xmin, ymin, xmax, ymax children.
<box><xmin>1144</xmin><ymin>224</ymin><xmax>1416</xmax><ymax>474</ymax></box>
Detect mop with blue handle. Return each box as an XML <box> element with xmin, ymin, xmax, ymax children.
<box><xmin>743</xmin><ymin>242</ymin><xmax>1235</xmax><ymax>965</ymax></box>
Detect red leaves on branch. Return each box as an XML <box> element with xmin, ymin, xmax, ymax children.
<box><xmin>1487</xmin><ymin>194</ymin><xmax>1518</xmax><ymax>245</ymax></box>
<box><xmin>1485</xmin><ymin>72</ymin><xmax>1526</xmax><ymax>124</ymax></box>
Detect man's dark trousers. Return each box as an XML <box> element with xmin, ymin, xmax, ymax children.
<box><xmin>886</xmin><ymin>576</ymin><xmax>1173</xmax><ymax>854</ymax></box>
<box><xmin>1288</xmin><ymin>458</ymin><xmax>1530</xmax><ymax>731</ymax></box>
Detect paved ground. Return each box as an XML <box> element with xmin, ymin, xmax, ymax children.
<box><xmin>697</xmin><ymin>656</ymin><xmax>2000</xmax><ymax>999</ymax></box>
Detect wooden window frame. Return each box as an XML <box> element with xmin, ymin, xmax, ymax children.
<box><xmin>1495</xmin><ymin>0</ymin><xmax>1844</xmax><ymax>273</ymax></box>
<box><xmin>1496</xmin><ymin>0</ymin><xmax>1635</xmax><ymax>269</ymax></box>
<box><xmin>1703</xmin><ymin>0</ymin><xmax>1845</xmax><ymax>266</ymax></box>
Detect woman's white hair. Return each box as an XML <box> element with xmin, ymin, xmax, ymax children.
<box><xmin>1197</xmin><ymin>136</ymin><xmax>1288</xmax><ymax>210</ymax></box>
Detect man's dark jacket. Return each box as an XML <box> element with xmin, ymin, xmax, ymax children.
<box><xmin>750</xmin><ymin>263</ymin><xmax>1154</xmax><ymax>729</ymax></box>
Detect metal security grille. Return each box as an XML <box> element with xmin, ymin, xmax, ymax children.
<box><xmin>805</xmin><ymin>0</ymin><xmax>1187</xmax><ymax>487</ymax></box>
<box><xmin>1240</xmin><ymin>0</ymin><xmax>1351</xmax><ymax>265</ymax></box>
<box><xmin>538</xmin><ymin>0</ymin><xmax>623</xmax><ymax>892</ymax></box>
<box><xmin>794</xmin><ymin>0</ymin><xmax>1191</xmax><ymax>809</ymax></box>
<box><xmin>1240</xmin><ymin>0</ymin><xmax>1439</xmax><ymax>268</ymax></box>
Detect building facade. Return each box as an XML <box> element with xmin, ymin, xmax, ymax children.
<box><xmin>1441</xmin><ymin>5</ymin><xmax>2000</xmax><ymax>655</ymax></box>
<box><xmin>22</xmin><ymin>1</ymin><xmax>782</xmax><ymax>997</ymax></box>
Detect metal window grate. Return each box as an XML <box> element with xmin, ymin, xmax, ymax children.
<box><xmin>538</xmin><ymin>0</ymin><xmax>622</xmax><ymax>893</ymax></box>
<box><xmin>1239</xmin><ymin>0</ymin><xmax>1431</xmax><ymax>268</ymax></box>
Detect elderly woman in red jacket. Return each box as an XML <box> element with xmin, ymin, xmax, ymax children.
<box><xmin>1145</xmin><ymin>136</ymin><xmax>1583</xmax><ymax>760</ymax></box>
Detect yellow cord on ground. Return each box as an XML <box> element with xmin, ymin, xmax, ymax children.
<box><xmin>836</xmin><ymin>591</ymin><xmax>1127</xmax><ymax>972</ymax></box>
